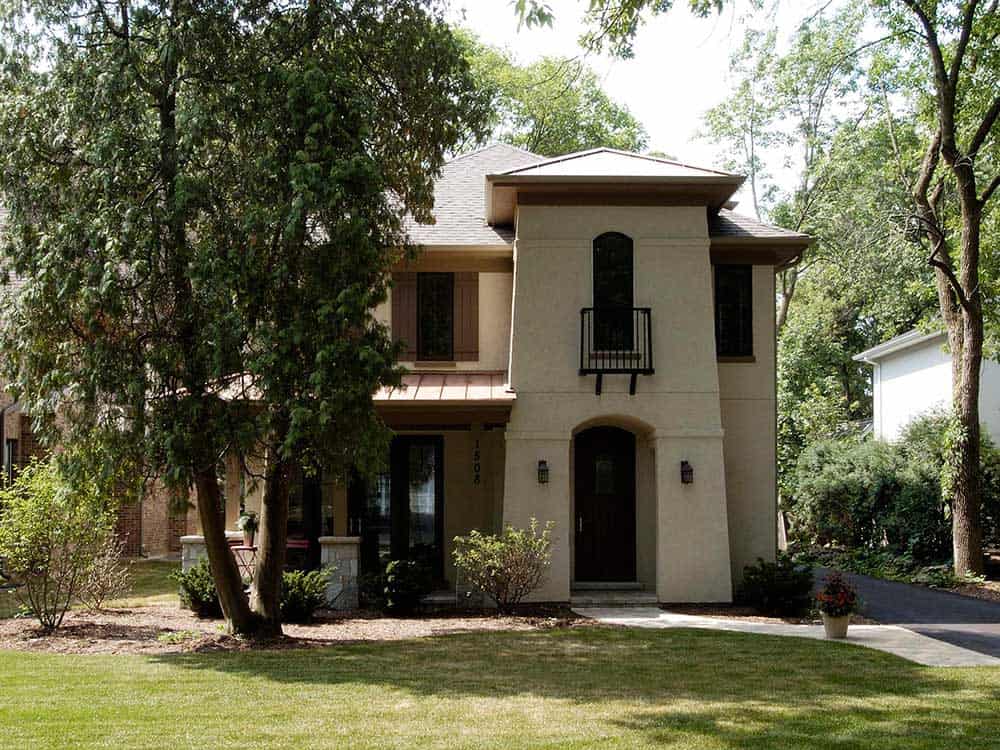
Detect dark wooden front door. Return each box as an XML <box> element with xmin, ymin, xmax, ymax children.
<box><xmin>574</xmin><ymin>426</ymin><xmax>637</xmax><ymax>582</ymax></box>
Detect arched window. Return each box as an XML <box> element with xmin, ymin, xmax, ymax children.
<box><xmin>593</xmin><ymin>232</ymin><xmax>634</xmax><ymax>349</ymax></box>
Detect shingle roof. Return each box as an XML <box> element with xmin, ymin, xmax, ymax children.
<box><xmin>709</xmin><ymin>209</ymin><xmax>811</xmax><ymax>243</ymax></box>
<box><xmin>496</xmin><ymin>148</ymin><xmax>738</xmax><ymax>179</ymax></box>
<box><xmin>403</xmin><ymin>143</ymin><xmax>544</xmax><ymax>247</ymax></box>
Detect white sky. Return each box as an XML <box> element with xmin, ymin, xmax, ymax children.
<box><xmin>448</xmin><ymin>0</ymin><xmax>841</xmax><ymax>208</ymax></box>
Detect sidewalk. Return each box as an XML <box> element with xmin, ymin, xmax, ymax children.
<box><xmin>572</xmin><ymin>606</ymin><xmax>1000</xmax><ymax>667</ymax></box>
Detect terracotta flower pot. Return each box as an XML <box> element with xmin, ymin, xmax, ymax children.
<box><xmin>822</xmin><ymin>612</ymin><xmax>849</xmax><ymax>639</ymax></box>
<box><xmin>242</xmin><ymin>529</ymin><xmax>255</xmax><ymax>548</ymax></box>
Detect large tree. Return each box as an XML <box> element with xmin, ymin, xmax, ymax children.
<box><xmin>0</xmin><ymin>0</ymin><xmax>489</xmax><ymax>636</ymax></box>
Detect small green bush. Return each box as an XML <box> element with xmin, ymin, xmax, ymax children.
<box><xmin>453</xmin><ymin>519</ymin><xmax>553</xmax><ymax>615</ymax></box>
<box><xmin>171</xmin><ymin>559</ymin><xmax>222</xmax><ymax>618</ymax></box>
<box><xmin>738</xmin><ymin>555</ymin><xmax>814</xmax><ymax>617</ymax></box>
<box><xmin>280</xmin><ymin>567</ymin><xmax>333</xmax><ymax>623</ymax></box>
<box><xmin>383</xmin><ymin>560</ymin><xmax>432</xmax><ymax>615</ymax></box>
<box><xmin>0</xmin><ymin>459</ymin><xmax>114</xmax><ymax>630</ymax></box>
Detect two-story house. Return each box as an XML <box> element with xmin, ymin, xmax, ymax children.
<box><xmin>191</xmin><ymin>144</ymin><xmax>811</xmax><ymax>607</ymax></box>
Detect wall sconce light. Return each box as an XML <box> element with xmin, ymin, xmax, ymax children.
<box><xmin>680</xmin><ymin>460</ymin><xmax>694</xmax><ymax>484</ymax></box>
<box><xmin>537</xmin><ymin>460</ymin><xmax>550</xmax><ymax>484</ymax></box>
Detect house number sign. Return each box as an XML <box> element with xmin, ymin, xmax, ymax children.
<box><xmin>473</xmin><ymin>440</ymin><xmax>481</xmax><ymax>485</ymax></box>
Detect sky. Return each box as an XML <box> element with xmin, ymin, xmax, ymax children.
<box><xmin>448</xmin><ymin>0</ymin><xmax>841</xmax><ymax>208</ymax></box>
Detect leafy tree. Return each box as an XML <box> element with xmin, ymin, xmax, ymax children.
<box><xmin>0</xmin><ymin>1</ymin><xmax>489</xmax><ymax>636</ymax></box>
<box><xmin>458</xmin><ymin>32</ymin><xmax>647</xmax><ymax>156</ymax></box>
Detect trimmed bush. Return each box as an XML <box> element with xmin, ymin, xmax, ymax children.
<box><xmin>280</xmin><ymin>567</ymin><xmax>333</xmax><ymax>623</ymax></box>
<box><xmin>383</xmin><ymin>559</ymin><xmax>433</xmax><ymax>615</ymax></box>
<box><xmin>0</xmin><ymin>460</ymin><xmax>114</xmax><ymax>630</ymax></box>
<box><xmin>171</xmin><ymin>559</ymin><xmax>222</xmax><ymax>618</ymax></box>
<box><xmin>738</xmin><ymin>555</ymin><xmax>814</xmax><ymax>617</ymax></box>
<box><xmin>453</xmin><ymin>519</ymin><xmax>553</xmax><ymax>615</ymax></box>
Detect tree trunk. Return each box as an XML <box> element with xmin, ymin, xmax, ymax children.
<box><xmin>193</xmin><ymin>468</ymin><xmax>261</xmax><ymax>635</ymax></box>
<box><xmin>251</xmin><ymin>439</ymin><xmax>292</xmax><ymax>637</ymax></box>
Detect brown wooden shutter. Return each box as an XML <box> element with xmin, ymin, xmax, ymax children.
<box><xmin>453</xmin><ymin>272</ymin><xmax>479</xmax><ymax>362</ymax></box>
<box><xmin>391</xmin><ymin>272</ymin><xmax>418</xmax><ymax>358</ymax></box>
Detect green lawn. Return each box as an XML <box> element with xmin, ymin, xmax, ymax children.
<box><xmin>1</xmin><ymin>627</ymin><xmax>998</xmax><ymax>749</ymax></box>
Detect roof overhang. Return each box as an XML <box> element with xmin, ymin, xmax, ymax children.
<box><xmin>709</xmin><ymin>235</ymin><xmax>813</xmax><ymax>269</ymax></box>
<box><xmin>853</xmin><ymin>329</ymin><xmax>946</xmax><ymax>364</ymax></box>
<box><xmin>486</xmin><ymin>174</ymin><xmax>745</xmax><ymax>226</ymax></box>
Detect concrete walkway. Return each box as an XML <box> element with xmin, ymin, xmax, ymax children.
<box><xmin>572</xmin><ymin>606</ymin><xmax>1000</xmax><ymax>667</ymax></box>
<box><xmin>817</xmin><ymin>568</ymin><xmax>1000</xmax><ymax>658</ymax></box>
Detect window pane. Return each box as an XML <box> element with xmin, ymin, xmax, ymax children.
<box><xmin>366</xmin><ymin>473</ymin><xmax>392</xmax><ymax>561</ymax></box>
<box><xmin>408</xmin><ymin>442</ymin><xmax>438</xmax><ymax>563</ymax></box>
<box><xmin>595</xmin><ymin>455</ymin><xmax>616</xmax><ymax>495</ymax></box>
<box><xmin>593</xmin><ymin>233</ymin><xmax>634</xmax><ymax>350</ymax></box>
<box><xmin>418</xmin><ymin>272</ymin><xmax>454</xmax><ymax>360</ymax></box>
<box><xmin>715</xmin><ymin>265</ymin><xmax>753</xmax><ymax>357</ymax></box>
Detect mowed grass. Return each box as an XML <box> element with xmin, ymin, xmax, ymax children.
<box><xmin>2</xmin><ymin>626</ymin><xmax>1000</xmax><ymax>750</ymax></box>
<box><xmin>0</xmin><ymin>558</ymin><xmax>180</xmax><ymax>618</ymax></box>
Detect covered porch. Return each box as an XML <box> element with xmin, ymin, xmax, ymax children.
<box><xmin>182</xmin><ymin>371</ymin><xmax>514</xmax><ymax>608</ymax></box>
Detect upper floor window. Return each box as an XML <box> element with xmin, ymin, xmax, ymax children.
<box><xmin>593</xmin><ymin>232</ymin><xmax>634</xmax><ymax>350</ymax></box>
<box><xmin>417</xmin><ymin>272</ymin><xmax>454</xmax><ymax>361</ymax></box>
<box><xmin>714</xmin><ymin>264</ymin><xmax>753</xmax><ymax>358</ymax></box>
<box><xmin>392</xmin><ymin>271</ymin><xmax>479</xmax><ymax>362</ymax></box>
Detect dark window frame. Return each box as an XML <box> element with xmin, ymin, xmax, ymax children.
<box><xmin>417</xmin><ymin>272</ymin><xmax>455</xmax><ymax>361</ymax></box>
<box><xmin>3</xmin><ymin>438</ymin><xmax>18</xmax><ymax>485</ymax></box>
<box><xmin>592</xmin><ymin>232</ymin><xmax>635</xmax><ymax>351</ymax></box>
<box><xmin>714</xmin><ymin>264</ymin><xmax>754</xmax><ymax>358</ymax></box>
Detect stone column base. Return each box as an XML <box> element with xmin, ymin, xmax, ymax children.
<box><xmin>319</xmin><ymin>536</ymin><xmax>361</xmax><ymax>610</ymax></box>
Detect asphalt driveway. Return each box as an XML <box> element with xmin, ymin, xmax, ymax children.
<box><xmin>816</xmin><ymin>567</ymin><xmax>1000</xmax><ymax>658</ymax></box>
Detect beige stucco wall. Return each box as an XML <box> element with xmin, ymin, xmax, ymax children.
<box><xmin>503</xmin><ymin>205</ymin><xmax>735</xmax><ymax>603</ymax></box>
<box><xmin>718</xmin><ymin>265</ymin><xmax>778</xmax><ymax>584</ymax></box>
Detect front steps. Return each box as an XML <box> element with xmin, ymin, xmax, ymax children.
<box><xmin>570</xmin><ymin>585</ymin><xmax>658</xmax><ymax>607</ymax></box>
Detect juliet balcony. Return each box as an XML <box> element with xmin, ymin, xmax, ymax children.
<box><xmin>579</xmin><ymin>307</ymin><xmax>654</xmax><ymax>394</ymax></box>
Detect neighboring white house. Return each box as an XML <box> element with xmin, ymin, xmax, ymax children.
<box><xmin>854</xmin><ymin>329</ymin><xmax>1000</xmax><ymax>442</ymax></box>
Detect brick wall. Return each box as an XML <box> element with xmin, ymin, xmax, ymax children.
<box><xmin>115</xmin><ymin>502</ymin><xmax>143</xmax><ymax>556</ymax></box>
<box><xmin>141</xmin><ymin>482</ymin><xmax>188</xmax><ymax>558</ymax></box>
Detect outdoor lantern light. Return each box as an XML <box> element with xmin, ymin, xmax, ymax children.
<box><xmin>537</xmin><ymin>460</ymin><xmax>550</xmax><ymax>484</ymax></box>
<box><xmin>680</xmin><ymin>460</ymin><xmax>694</xmax><ymax>484</ymax></box>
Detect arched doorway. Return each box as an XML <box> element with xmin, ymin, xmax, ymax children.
<box><xmin>574</xmin><ymin>426</ymin><xmax>637</xmax><ymax>582</ymax></box>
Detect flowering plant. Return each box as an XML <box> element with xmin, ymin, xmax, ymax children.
<box><xmin>815</xmin><ymin>572</ymin><xmax>857</xmax><ymax>617</ymax></box>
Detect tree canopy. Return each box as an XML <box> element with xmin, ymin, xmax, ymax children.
<box><xmin>0</xmin><ymin>0</ymin><xmax>490</xmax><ymax>635</ymax></box>
<box><xmin>458</xmin><ymin>31</ymin><xmax>648</xmax><ymax>156</ymax></box>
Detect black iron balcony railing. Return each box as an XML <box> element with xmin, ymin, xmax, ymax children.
<box><xmin>580</xmin><ymin>307</ymin><xmax>653</xmax><ymax>394</ymax></box>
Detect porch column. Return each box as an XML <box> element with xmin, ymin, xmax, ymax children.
<box><xmin>319</xmin><ymin>536</ymin><xmax>361</xmax><ymax>610</ymax></box>
<box><xmin>653</xmin><ymin>431</ymin><xmax>733</xmax><ymax>602</ymax></box>
<box><xmin>501</xmin><ymin>432</ymin><xmax>571</xmax><ymax>602</ymax></box>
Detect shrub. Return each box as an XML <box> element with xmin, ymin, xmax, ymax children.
<box><xmin>280</xmin><ymin>567</ymin><xmax>333</xmax><ymax>623</ymax></box>
<box><xmin>792</xmin><ymin>411</ymin><xmax>1000</xmax><ymax>565</ymax></box>
<box><xmin>453</xmin><ymin>519</ymin><xmax>554</xmax><ymax>615</ymax></box>
<box><xmin>0</xmin><ymin>460</ymin><xmax>114</xmax><ymax>630</ymax></box>
<box><xmin>80</xmin><ymin>531</ymin><xmax>132</xmax><ymax>612</ymax></box>
<box><xmin>738</xmin><ymin>555</ymin><xmax>814</xmax><ymax>617</ymax></box>
<box><xmin>382</xmin><ymin>559</ymin><xmax>433</xmax><ymax>615</ymax></box>
<box><xmin>171</xmin><ymin>559</ymin><xmax>222</xmax><ymax>618</ymax></box>
<box><xmin>815</xmin><ymin>572</ymin><xmax>858</xmax><ymax>617</ymax></box>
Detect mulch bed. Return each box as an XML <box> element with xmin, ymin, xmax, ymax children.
<box><xmin>0</xmin><ymin>604</ymin><xmax>584</xmax><ymax>656</ymax></box>
<box><xmin>661</xmin><ymin>603</ymin><xmax>878</xmax><ymax>625</ymax></box>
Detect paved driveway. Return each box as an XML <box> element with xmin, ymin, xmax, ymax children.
<box><xmin>816</xmin><ymin>568</ymin><xmax>1000</xmax><ymax>658</ymax></box>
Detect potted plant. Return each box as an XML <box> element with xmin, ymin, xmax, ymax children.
<box><xmin>236</xmin><ymin>511</ymin><xmax>259</xmax><ymax>547</ymax></box>
<box><xmin>815</xmin><ymin>572</ymin><xmax>858</xmax><ymax>639</ymax></box>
